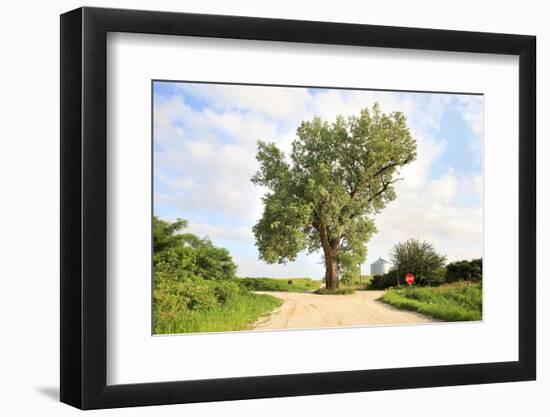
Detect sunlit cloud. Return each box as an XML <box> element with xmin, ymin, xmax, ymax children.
<box><xmin>154</xmin><ymin>82</ymin><xmax>483</xmax><ymax>278</ymax></box>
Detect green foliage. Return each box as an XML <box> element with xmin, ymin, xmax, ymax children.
<box><xmin>340</xmin><ymin>272</ymin><xmax>371</xmax><ymax>289</ymax></box>
<box><xmin>238</xmin><ymin>277</ymin><xmax>321</xmax><ymax>292</ymax></box>
<box><xmin>153</xmin><ymin>217</ymin><xmax>281</xmax><ymax>334</ymax></box>
<box><xmin>368</xmin><ymin>270</ymin><xmax>400</xmax><ymax>289</ymax></box>
<box><xmin>212</xmin><ymin>279</ymin><xmax>242</xmax><ymax>305</ymax></box>
<box><xmin>380</xmin><ymin>282</ymin><xmax>482</xmax><ymax>321</ymax></box>
<box><xmin>446</xmin><ymin>258</ymin><xmax>483</xmax><ymax>282</ymax></box>
<box><xmin>153</xmin><ymin>216</ymin><xmax>237</xmax><ymax>281</ymax></box>
<box><xmin>154</xmin><ymin>278</ymin><xmax>241</xmax><ymax>317</ymax></box>
<box><xmin>153</xmin><ymin>217</ymin><xmax>189</xmax><ymax>253</ymax></box>
<box><xmin>369</xmin><ymin>258</ymin><xmax>482</xmax><ymax>290</ymax></box>
<box><xmin>252</xmin><ymin>104</ymin><xmax>417</xmax><ymax>288</ymax></box>
<box><xmin>431</xmin><ymin>267</ymin><xmax>447</xmax><ymax>284</ymax></box>
<box><xmin>339</xmin><ymin>259</ymin><xmax>361</xmax><ymax>286</ymax></box>
<box><xmin>390</xmin><ymin>239</ymin><xmax>446</xmax><ymax>286</ymax></box>
<box><xmin>154</xmin><ymin>287</ymin><xmax>282</xmax><ymax>334</ymax></box>
<box><xmin>315</xmin><ymin>287</ymin><xmax>355</xmax><ymax>295</ymax></box>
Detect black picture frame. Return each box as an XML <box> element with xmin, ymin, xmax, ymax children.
<box><xmin>60</xmin><ymin>6</ymin><xmax>536</xmax><ymax>410</ymax></box>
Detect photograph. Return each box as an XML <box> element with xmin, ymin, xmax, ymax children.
<box><xmin>51</xmin><ymin>4</ymin><xmax>539</xmax><ymax>411</ymax></box>
<box><xmin>152</xmin><ymin>81</ymin><xmax>484</xmax><ymax>335</ymax></box>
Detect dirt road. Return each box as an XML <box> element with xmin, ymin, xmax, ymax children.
<box><xmin>253</xmin><ymin>290</ymin><xmax>435</xmax><ymax>330</ymax></box>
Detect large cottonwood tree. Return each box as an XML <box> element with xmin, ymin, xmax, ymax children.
<box><xmin>251</xmin><ymin>104</ymin><xmax>417</xmax><ymax>289</ymax></box>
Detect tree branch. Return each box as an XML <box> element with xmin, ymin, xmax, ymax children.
<box><xmin>349</xmin><ymin>156</ymin><xmax>411</xmax><ymax>199</ymax></box>
<box><xmin>367</xmin><ymin>177</ymin><xmax>400</xmax><ymax>203</ymax></box>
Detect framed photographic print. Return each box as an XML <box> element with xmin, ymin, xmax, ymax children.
<box><xmin>60</xmin><ymin>6</ymin><xmax>536</xmax><ymax>409</ymax></box>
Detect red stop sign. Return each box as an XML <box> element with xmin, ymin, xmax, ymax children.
<box><xmin>405</xmin><ymin>273</ymin><xmax>415</xmax><ymax>285</ymax></box>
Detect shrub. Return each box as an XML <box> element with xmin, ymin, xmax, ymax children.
<box><xmin>446</xmin><ymin>258</ymin><xmax>483</xmax><ymax>283</ymax></box>
<box><xmin>212</xmin><ymin>280</ymin><xmax>242</xmax><ymax>305</ymax></box>
<box><xmin>425</xmin><ymin>267</ymin><xmax>447</xmax><ymax>286</ymax></box>
<box><xmin>153</xmin><ymin>216</ymin><xmax>238</xmax><ymax>282</ymax></box>
<box><xmin>239</xmin><ymin>277</ymin><xmax>284</xmax><ymax>291</ymax></box>
<box><xmin>152</xmin><ymin>217</ymin><xmax>284</xmax><ymax>334</ymax></box>
<box><xmin>154</xmin><ymin>277</ymin><xmax>243</xmax><ymax>317</ymax></box>
<box><xmin>367</xmin><ymin>270</ymin><xmax>399</xmax><ymax>290</ymax></box>
<box><xmin>154</xmin><ymin>279</ymin><xmax>213</xmax><ymax>315</ymax></box>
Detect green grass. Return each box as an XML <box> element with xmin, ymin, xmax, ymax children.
<box><xmin>238</xmin><ymin>277</ymin><xmax>321</xmax><ymax>292</ymax></box>
<box><xmin>154</xmin><ymin>291</ymin><xmax>282</xmax><ymax>334</ymax></box>
<box><xmin>315</xmin><ymin>287</ymin><xmax>355</xmax><ymax>295</ymax></box>
<box><xmin>380</xmin><ymin>282</ymin><xmax>482</xmax><ymax>321</ymax></box>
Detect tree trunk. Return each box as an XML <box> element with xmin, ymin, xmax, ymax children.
<box><xmin>325</xmin><ymin>253</ymin><xmax>339</xmax><ymax>290</ymax></box>
<box><xmin>318</xmin><ymin>225</ymin><xmax>340</xmax><ymax>290</ymax></box>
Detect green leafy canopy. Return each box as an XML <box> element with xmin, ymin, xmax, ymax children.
<box><xmin>390</xmin><ymin>238</ymin><xmax>447</xmax><ymax>285</ymax></box>
<box><xmin>251</xmin><ymin>104</ymin><xmax>417</xmax><ymax>276</ymax></box>
<box><xmin>153</xmin><ymin>216</ymin><xmax>237</xmax><ymax>281</ymax></box>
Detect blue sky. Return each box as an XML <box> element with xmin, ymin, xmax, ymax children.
<box><xmin>153</xmin><ymin>81</ymin><xmax>483</xmax><ymax>278</ymax></box>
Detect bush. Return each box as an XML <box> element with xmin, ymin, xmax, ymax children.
<box><xmin>367</xmin><ymin>270</ymin><xmax>399</xmax><ymax>290</ymax></box>
<box><xmin>183</xmin><ymin>281</ymin><xmax>220</xmax><ymax>311</ymax></box>
<box><xmin>446</xmin><ymin>258</ymin><xmax>482</xmax><ymax>283</ymax></box>
<box><xmin>152</xmin><ymin>217</ymin><xmax>283</xmax><ymax>334</ymax></box>
<box><xmin>239</xmin><ymin>277</ymin><xmax>283</xmax><ymax>291</ymax></box>
<box><xmin>212</xmin><ymin>280</ymin><xmax>242</xmax><ymax>305</ymax></box>
<box><xmin>153</xmin><ymin>216</ymin><xmax>238</xmax><ymax>282</ymax></box>
<box><xmin>154</xmin><ymin>278</ymin><xmax>243</xmax><ymax>317</ymax></box>
<box><xmin>429</xmin><ymin>267</ymin><xmax>447</xmax><ymax>286</ymax></box>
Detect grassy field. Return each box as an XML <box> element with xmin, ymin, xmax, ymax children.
<box><xmin>154</xmin><ymin>290</ymin><xmax>282</xmax><ymax>334</ymax></box>
<box><xmin>153</xmin><ymin>277</ymin><xmax>319</xmax><ymax>334</ymax></box>
<box><xmin>238</xmin><ymin>277</ymin><xmax>321</xmax><ymax>292</ymax></box>
<box><xmin>341</xmin><ymin>275</ymin><xmax>372</xmax><ymax>290</ymax></box>
<box><xmin>380</xmin><ymin>282</ymin><xmax>482</xmax><ymax>321</ymax></box>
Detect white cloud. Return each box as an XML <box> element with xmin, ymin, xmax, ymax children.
<box><xmin>154</xmin><ymin>95</ymin><xmax>271</xmax><ymax>221</ymax></box>
<box><xmin>186</xmin><ymin>222</ymin><xmax>253</xmax><ymax>243</ymax></box>
<box><xmin>455</xmin><ymin>95</ymin><xmax>484</xmax><ymax>169</ymax></box>
<box><xmin>457</xmin><ymin>95</ymin><xmax>484</xmax><ymax>135</ymax></box>
<box><xmin>234</xmin><ymin>253</ymin><xmax>325</xmax><ymax>279</ymax></box>
<box><xmin>366</xmin><ymin>160</ymin><xmax>483</xmax><ymax>266</ymax></box>
<box><xmin>176</xmin><ymin>83</ymin><xmax>314</xmax><ymax>124</ymax></box>
<box><xmin>368</xmin><ymin>187</ymin><xmax>483</xmax><ymax>265</ymax></box>
<box><xmin>154</xmin><ymin>84</ymin><xmax>484</xmax><ymax>276</ymax></box>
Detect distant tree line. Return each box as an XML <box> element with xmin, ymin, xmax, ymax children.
<box><xmin>446</xmin><ymin>258</ymin><xmax>482</xmax><ymax>282</ymax></box>
<box><xmin>368</xmin><ymin>238</ymin><xmax>482</xmax><ymax>290</ymax></box>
